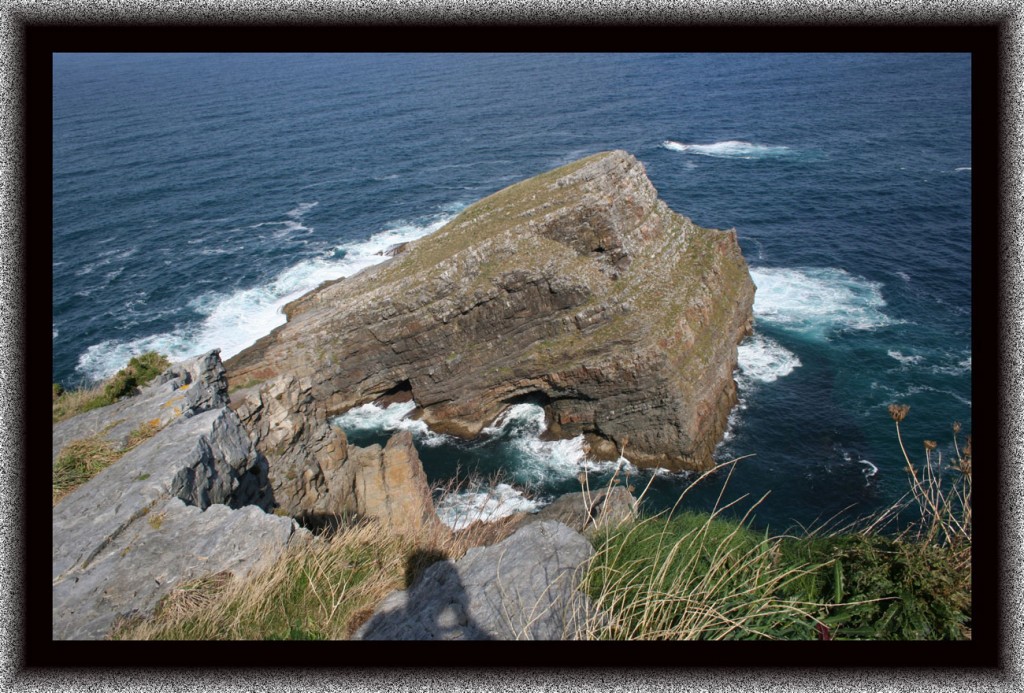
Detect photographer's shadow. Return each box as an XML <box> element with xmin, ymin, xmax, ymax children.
<box><xmin>354</xmin><ymin>548</ymin><xmax>492</xmax><ymax>641</ymax></box>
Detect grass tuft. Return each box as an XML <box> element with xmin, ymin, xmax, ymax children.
<box><xmin>53</xmin><ymin>351</ymin><xmax>170</xmax><ymax>423</ymax></box>
<box><xmin>52</xmin><ymin>436</ymin><xmax>122</xmax><ymax>506</ymax></box>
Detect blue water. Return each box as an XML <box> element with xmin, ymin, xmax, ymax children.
<box><xmin>53</xmin><ymin>53</ymin><xmax>972</xmax><ymax>533</ymax></box>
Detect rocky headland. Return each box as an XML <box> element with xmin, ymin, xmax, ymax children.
<box><xmin>52</xmin><ymin>151</ymin><xmax>755</xmax><ymax>639</ymax></box>
<box><xmin>227</xmin><ymin>150</ymin><xmax>755</xmax><ymax>474</ymax></box>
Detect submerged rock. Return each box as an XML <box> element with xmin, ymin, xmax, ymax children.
<box><xmin>227</xmin><ymin>150</ymin><xmax>755</xmax><ymax>471</ymax></box>
<box><xmin>354</xmin><ymin>520</ymin><xmax>595</xmax><ymax>640</ymax></box>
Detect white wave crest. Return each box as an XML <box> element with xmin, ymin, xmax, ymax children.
<box><xmin>750</xmin><ymin>267</ymin><xmax>895</xmax><ymax>339</ymax></box>
<box><xmin>435</xmin><ymin>483</ymin><xmax>540</xmax><ymax>531</ymax></box>
<box><xmin>662</xmin><ymin>139</ymin><xmax>793</xmax><ymax>159</ymax></box>
<box><xmin>887</xmin><ymin>350</ymin><xmax>923</xmax><ymax>366</ymax></box>
<box><xmin>482</xmin><ymin>404</ymin><xmax>591</xmax><ymax>483</ymax></box>
<box><xmin>75</xmin><ymin>209</ymin><xmax>461</xmax><ymax>381</ymax></box>
<box><xmin>331</xmin><ymin>400</ymin><xmax>452</xmax><ymax>447</ymax></box>
<box><xmin>737</xmin><ymin>333</ymin><xmax>802</xmax><ymax>386</ymax></box>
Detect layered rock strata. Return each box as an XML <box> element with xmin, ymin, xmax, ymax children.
<box><xmin>227</xmin><ymin>150</ymin><xmax>755</xmax><ymax>471</ymax></box>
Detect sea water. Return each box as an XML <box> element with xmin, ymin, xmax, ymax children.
<box><xmin>52</xmin><ymin>53</ymin><xmax>972</xmax><ymax>532</ymax></box>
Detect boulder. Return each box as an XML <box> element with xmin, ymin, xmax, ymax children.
<box><xmin>354</xmin><ymin>520</ymin><xmax>596</xmax><ymax>640</ymax></box>
<box><xmin>226</xmin><ymin>150</ymin><xmax>755</xmax><ymax>472</ymax></box>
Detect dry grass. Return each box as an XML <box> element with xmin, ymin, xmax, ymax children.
<box><xmin>53</xmin><ymin>419</ymin><xmax>164</xmax><ymax>506</ymax></box>
<box><xmin>52</xmin><ymin>381</ymin><xmax>109</xmax><ymax>423</ymax></box>
<box><xmin>52</xmin><ymin>435</ymin><xmax>122</xmax><ymax>506</ymax></box>
<box><xmin>110</xmin><ymin>514</ymin><xmax>513</xmax><ymax>640</ymax></box>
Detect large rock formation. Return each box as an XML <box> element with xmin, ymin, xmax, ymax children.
<box><xmin>227</xmin><ymin>150</ymin><xmax>754</xmax><ymax>471</ymax></box>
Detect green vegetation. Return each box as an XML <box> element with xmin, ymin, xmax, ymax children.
<box><xmin>109</xmin><ymin>518</ymin><xmax>517</xmax><ymax>640</ymax></box>
<box><xmin>53</xmin><ymin>352</ymin><xmax>171</xmax><ymax>423</ymax></box>
<box><xmin>109</xmin><ymin>405</ymin><xmax>971</xmax><ymax>641</ymax></box>
<box><xmin>582</xmin><ymin>408</ymin><xmax>972</xmax><ymax>640</ymax></box>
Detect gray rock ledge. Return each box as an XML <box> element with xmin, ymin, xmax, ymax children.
<box><xmin>354</xmin><ymin>520</ymin><xmax>597</xmax><ymax>640</ymax></box>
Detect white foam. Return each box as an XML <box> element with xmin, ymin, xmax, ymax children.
<box><xmin>955</xmin><ymin>167</ymin><xmax>971</xmax><ymax>172</ymax></box>
<box><xmin>736</xmin><ymin>333</ymin><xmax>801</xmax><ymax>386</ymax></box>
<box><xmin>331</xmin><ymin>400</ymin><xmax>452</xmax><ymax>447</ymax></box>
<box><xmin>662</xmin><ymin>139</ymin><xmax>793</xmax><ymax>159</ymax></box>
<box><xmin>435</xmin><ymin>483</ymin><xmax>540</xmax><ymax>531</ymax></box>
<box><xmin>750</xmin><ymin>266</ymin><xmax>895</xmax><ymax>339</ymax></box>
<box><xmin>75</xmin><ymin>207</ymin><xmax>462</xmax><ymax>382</ymax></box>
<box><xmin>334</xmin><ymin>400</ymin><xmax>417</xmax><ymax>431</ymax></box>
<box><xmin>285</xmin><ymin>201</ymin><xmax>319</xmax><ymax>218</ymax></box>
<box><xmin>888</xmin><ymin>350</ymin><xmax>923</xmax><ymax>366</ymax></box>
<box><xmin>930</xmin><ymin>354</ymin><xmax>972</xmax><ymax>376</ymax></box>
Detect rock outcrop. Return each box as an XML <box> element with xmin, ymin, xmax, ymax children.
<box><xmin>226</xmin><ymin>150</ymin><xmax>755</xmax><ymax>471</ymax></box>
<box><xmin>52</xmin><ymin>350</ymin><xmax>229</xmax><ymax>462</ymax></box>
<box><xmin>229</xmin><ymin>375</ymin><xmax>348</xmax><ymax>521</ymax></box>
<box><xmin>53</xmin><ymin>499</ymin><xmax>307</xmax><ymax>640</ymax></box>
<box><xmin>354</xmin><ymin>520</ymin><xmax>596</xmax><ymax>640</ymax></box>
<box><xmin>349</xmin><ymin>430</ymin><xmax>444</xmax><ymax>534</ymax></box>
<box><xmin>52</xmin><ymin>352</ymin><xmax>307</xmax><ymax>639</ymax></box>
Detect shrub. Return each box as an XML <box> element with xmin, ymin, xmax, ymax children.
<box><xmin>774</xmin><ymin>532</ymin><xmax>970</xmax><ymax>640</ymax></box>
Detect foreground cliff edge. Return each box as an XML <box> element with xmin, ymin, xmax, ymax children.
<box><xmin>226</xmin><ymin>150</ymin><xmax>755</xmax><ymax>472</ymax></box>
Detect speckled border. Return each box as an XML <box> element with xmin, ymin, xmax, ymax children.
<box><xmin>2</xmin><ymin>2</ymin><xmax>1019</xmax><ymax>691</ymax></box>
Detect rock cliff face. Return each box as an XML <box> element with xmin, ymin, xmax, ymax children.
<box><xmin>227</xmin><ymin>150</ymin><xmax>754</xmax><ymax>471</ymax></box>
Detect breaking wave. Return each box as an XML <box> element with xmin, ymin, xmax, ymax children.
<box><xmin>435</xmin><ymin>482</ymin><xmax>540</xmax><ymax>531</ymax></box>
<box><xmin>75</xmin><ymin>209</ymin><xmax>461</xmax><ymax>382</ymax></box>
<box><xmin>331</xmin><ymin>400</ymin><xmax>451</xmax><ymax>447</ymax></box>
<box><xmin>750</xmin><ymin>266</ymin><xmax>896</xmax><ymax>339</ymax></box>
<box><xmin>736</xmin><ymin>333</ymin><xmax>802</xmax><ymax>387</ymax></box>
<box><xmin>662</xmin><ymin>139</ymin><xmax>795</xmax><ymax>159</ymax></box>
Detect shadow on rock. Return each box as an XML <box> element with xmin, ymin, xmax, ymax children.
<box><xmin>354</xmin><ymin>549</ymin><xmax>492</xmax><ymax>640</ymax></box>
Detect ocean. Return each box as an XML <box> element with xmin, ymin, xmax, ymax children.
<box><xmin>52</xmin><ymin>53</ymin><xmax>972</xmax><ymax>533</ymax></box>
